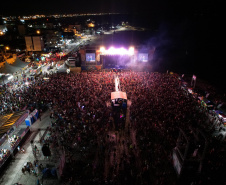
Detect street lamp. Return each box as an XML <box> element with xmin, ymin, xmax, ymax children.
<box><xmin>5</xmin><ymin>46</ymin><xmax>9</xmax><ymax>50</ymax></box>
<box><xmin>5</xmin><ymin>46</ymin><xmax>10</xmax><ymax>53</ymax></box>
<box><xmin>4</xmin><ymin>46</ymin><xmax>10</xmax><ymax>58</ymax></box>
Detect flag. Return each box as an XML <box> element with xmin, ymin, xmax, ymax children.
<box><xmin>192</xmin><ymin>75</ymin><xmax>196</xmax><ymax>80</ymax></box>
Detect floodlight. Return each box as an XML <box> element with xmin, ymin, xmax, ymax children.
<box><xmin>128</xmin><ymin>46</ymin><xmax>134</xmax><ymax>55</ymax></box>
<box><xmin>100</xmin><ymin>46</ymin><xmax>105</xmax><ymax>53</ymax></box>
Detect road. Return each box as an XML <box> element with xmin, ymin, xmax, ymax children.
<box><xmin>0</xmin><ymin>110</ymin><xmax>60</xmax><ymax>185</ymax></box>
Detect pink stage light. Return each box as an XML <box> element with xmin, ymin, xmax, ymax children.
<box><xmin>128</xmin><ymin>47</ymin><xmax>134</xmax><ymax>55</ymax></box>
<box><xmin>100</xmin><ymin>46</ymin><xmax>134</xmax><ymax>55</ymax></box>
<box><xmin>108</xmin><ymin>47</ymin><xmax>116</xmax><ymax>55</ymax></box>
<box><xmin>119</xmin><ymin>47</ymin><xmax>128</xmax><ymax>55</ymax></box>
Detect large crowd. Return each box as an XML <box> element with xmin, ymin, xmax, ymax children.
<box><xmin>0</xmin><ymin>70</ymin><xmax>225</xmax><ymax>185</ymax></box>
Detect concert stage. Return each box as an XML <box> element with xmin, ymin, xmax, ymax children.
<box><xmin>79</xmin><ymin>45</ymin><xmax>155</xmax><ymax>71</ymax></box>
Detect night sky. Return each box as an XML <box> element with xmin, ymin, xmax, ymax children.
<box><xmin>1</xmin><ymin>0</ymin><xmax>141</xmax><ymax>15</ymax></box>
<box><xmin>0</xmin><ymin>0</ymin><xmax>221</xmax><ymax>16</ymax></box>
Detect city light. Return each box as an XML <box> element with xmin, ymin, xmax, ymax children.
<box><xmin>88</xmin><ymin>23</ymin><xmax>95</xmax><ymax>28</ymax></box>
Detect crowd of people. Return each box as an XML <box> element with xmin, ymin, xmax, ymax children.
<box><xmin>0</xmin><ymin>70</ymin><xmax>225</xmax><ymax>184</ymax></box>
<box><xmin>0</xmin><ymin>75</ymin><xmax>35</xmax><ymax>115</ymax></box>
<box><xmin>0</xmin><ymin>148</ymin><xmax>10</xmax><ymax>167</ymax></box>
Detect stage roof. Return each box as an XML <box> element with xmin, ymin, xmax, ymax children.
<box><xmin>111</xmin><ymin>91</ymin><xmax>127</xmax><ymax>100</ymax></box>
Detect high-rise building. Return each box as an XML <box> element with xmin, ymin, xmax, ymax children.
<box><xmin>0</xmin><ymin>16</ymin><xmax>3</xmax><ymax>25</ymax></box>
<box><xmin>0</xmin><ymin>16</ymin><xmax>7</xmax><ymax>35</ymax></box>
<box><xmin>25</xmin><ymin>36</ymin><xmax>44</xmax><ymax>52</ymax></box>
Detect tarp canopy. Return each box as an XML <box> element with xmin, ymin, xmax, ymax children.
<box><xmin>0</xmin><ymin>62</ymin><xmax>22</xmax><ymax>74</ymax></box>
<box><xmin>0</xmin><ymin>111</ymin><xmax>26</xmax><ymax>137</ymax></box>
<box><xmin>11</xmin><ymin>57</ymin><xmax>28</xmax><ymax>68</ymax></box>
<box><xmin>111</xmin><ymin>91</ymin><xmax>127</xmax><ymax>100</ymax></box>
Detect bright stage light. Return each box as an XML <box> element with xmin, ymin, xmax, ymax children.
<box><xmin>108</xmin><ymin>47</ymin><xmax>112</xmax><ymax>51</ymax></box>
<box><xmin>100</xmin><ymin>46</ymin><xmax>105</xmax><ymax>53</ymax></box>
<box><xmin>119</xmin><ymin>47</ymin><xmax>127</xmax><ymax>55</ymax></box>
<box><xmin>128</xmin><ymin>46</ymin><xmax>134</xmax><ymax>55</ymax></box>
<box><xmin>101</xmin><ymin>46</ymin><xmax>135</xmax><ymax>55</ymax></box>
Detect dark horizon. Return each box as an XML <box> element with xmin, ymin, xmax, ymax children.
<box><xmin>0</xmin><ymin>0</ymin><xmax>222</xmax><ymax>17</ymax></box>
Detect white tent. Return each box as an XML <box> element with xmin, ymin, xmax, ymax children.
<box><xmin>11</xmin><ymin>57</ymin><xmax>28</xmax><ymax>68</ymax></box>
<box><xmin>111</xmin><ymin>91</ymin><xmax>127</xmax><ymax>100</ymax></box>
<box><xmin>0</xmin><ymin>62</ymin><xmax>21</xmax><ymax>74</ymax></box>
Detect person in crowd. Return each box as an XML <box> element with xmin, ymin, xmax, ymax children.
<box><xmin>21</xmin><ymin>167</ymin><xmax>26</xmax><ymax>174</ymax></box>
<box><xmin>21</xmin><ymin>147</ymin><xmax>25</xmax><ymax>153</ymax></box>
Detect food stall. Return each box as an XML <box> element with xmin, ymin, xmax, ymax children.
<box><xmin>0</xmin><ymin>149</ymin><xmax>10</xmax><ymax>168</ymax></box>
<box><xmin>8</xmin><ymin>134</ymin><xmax>21</xmax><ymax>149</ymax></box>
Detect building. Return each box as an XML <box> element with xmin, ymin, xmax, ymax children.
<box><xmin>75</xmin><ymin>24</ymin><xmax>82</xmax><ymax>32</ymax></box>
<box><xmin>45</xmin><ymin>23</ymin><xmax>54</xmax><ymax>29</ymax></box>
<box><xmin>25</xmin><ymin>35</ymin><xmax>44</xmax><ymax>52</ymax></box>
<box><xmin>0</xmin><ymin>25</ymin><xmax>7</xmax><ymax>35</ymax></box>
<box><xmin>18</xmin><ymin>25</ymin><xmax>26</xmax><ymax>36</ymax></box>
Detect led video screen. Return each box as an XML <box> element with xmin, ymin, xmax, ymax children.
<box><xmin>86</xmin><ymin>53</ymin><xmax>95</xmax><ymax>62</ymax></box>
<box><xmin>138</xmin><ymin>53</ymin><xmax>148</xmax><ymax>62</ymax></box>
